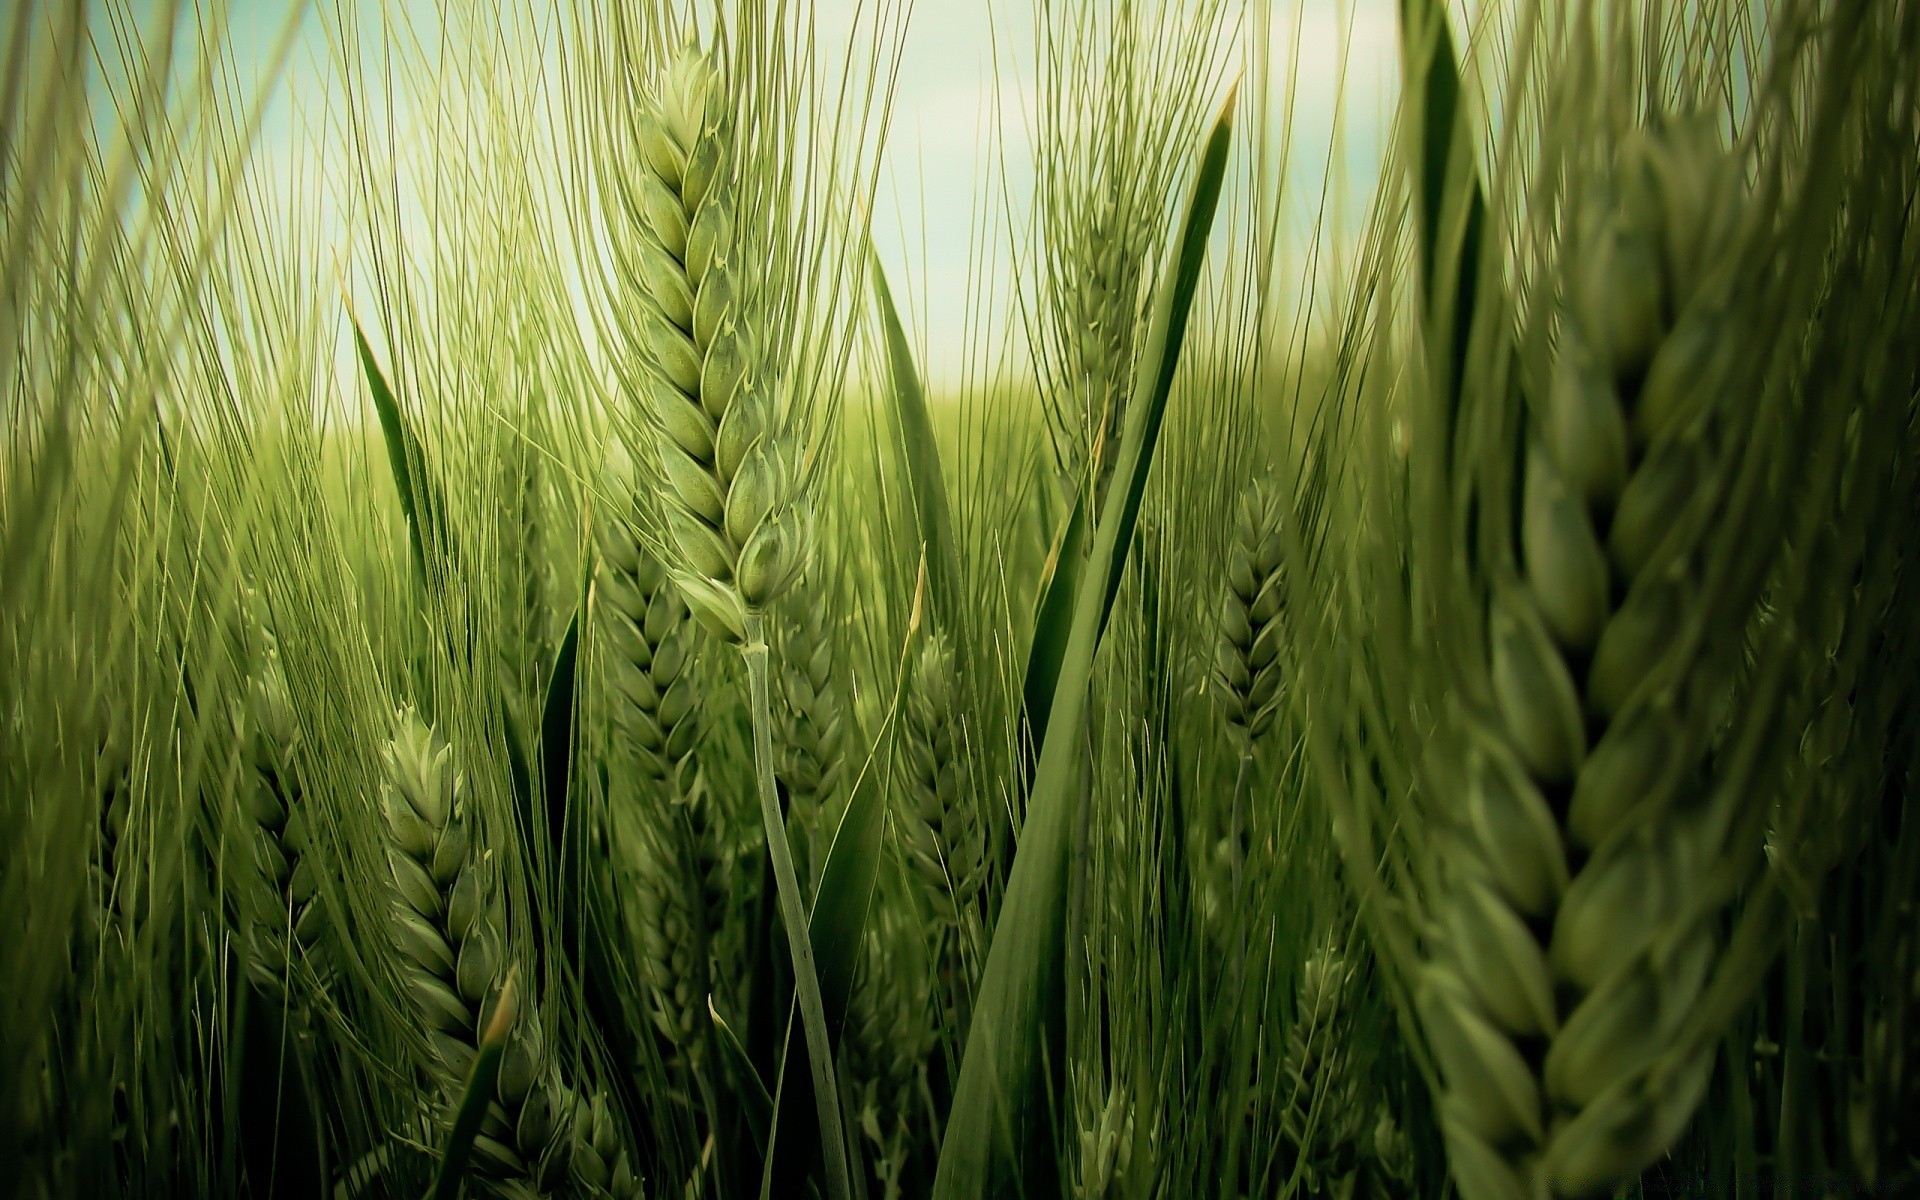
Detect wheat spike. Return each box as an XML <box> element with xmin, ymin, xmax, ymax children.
<box><xmin>612</xmin><ymin>797</ymin><xmax>714</xmax><ymax>1063</ymax></box>
<box><xmin>774</xmin><ymin>594</ymin><xmax>845</xmax><ymax>882</ymax></box>
<box><xmin>1069</xmin><ymin>1062</ymin><xmax>1136</xmax><ymax>1200</ymax></box>
<box><xmin>897</xmin><ymin>631</ymin><xmax>984</xmax><ymax>933</ymax></box>
<box><xmin>1216</xmin><ymin>478</ymin><xmax>1288</xmax><ymax>745</ymax></box>
<box><xmin>234</xmin><ymin>637</ymin><xmax>326</xmax><ymax>987</ymax></box>
<box><xmin>381</xmin><ymin>708</ymin><xmax>578</xmax><ymax>1192</ymax></box>
<box><xmin>1280</xmin><ymin>943</ymin><xmax>1365</xmax><ymax>1195</ymax></box>
<box><xmin>1368</xmin><ymin>1108</ymin><xmax>1415</xmax><ymax>1193</ymax></box>
<box><xmin>1066</xmin><ymin>186</ymin><xmax>1154</xmax><ymax>496</ymax></box>
<box><xmin>596</xmin><ymin>501</ymin><xmax>701</xmax><ymax>799</ymax></box>
<box><xmin>564</xmin><ymin>1089</ymin><xmax>644</xmax><ymax>1198</ymax></box>
<box><xmin>496</xmin><ymin>419</ymin><xmax>550</xmax><ymax>710</ymax></box>
<box><xmin>627</xmin><ymin>36</ymin><xmax>811</xmax><ymax>642</ymax></box>
<box><xmin>1420</xmin><ymin>118</ymin><xmax>1763</xmax><ymax>1198</ymax></box>
<box><xmin>844</xmin><ymin>899</ymin><xmax>934</xmax><ymax>1199</ymax></box>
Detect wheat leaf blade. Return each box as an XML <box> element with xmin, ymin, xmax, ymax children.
<box><xmin>428</xmin><ymin>975</ymin><xmax>516</xmax><ymax>1200</ymax></box>
<box><xmin>871</xmin><ymin>250</ymin><xmax>961</xmax><ymax>622</ymax></box>
<box><xmin>933</xmin><ymin>84</ymin><xmax>1236</xmax><ymax>1198</ymax></box>
<box><xmin>351</xmin><ymin>313</ymin><xmax>448</xmax><ymax>588</ymax></box>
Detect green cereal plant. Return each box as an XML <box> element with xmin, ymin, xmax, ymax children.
<box><xmin>493</xmin><ymin>413</ymin><xmax>551</xmax><ymax>719</ymax></box>
<box><xmin>1215</xmin><ymin>478</ymin><xmax>1288</xmax><ymax>749</ymax></box>
<box><xmin>612</xmin><ymin>795</ymin><xmax>714</xmax><ymax>1063</ymax></box>
<box><xmin>1031</xmin><ymin>0</ymin><xmax>1231</xmax><ymax>503</ymax></box>
<box><xmin>622</xmin><ymin>38</ymin><xmax>810</xmax><ymax>646</ymax></box>
<box><xmin>1069</xmin><ymin>1062</ymin><xmax>1138</xmax><ymax>1200</ymax></box>
<box><xmin>1212</xmin><ymin>475</ymin><xmax>1290</xmax><ymax>916</ymax></box>
<box><xmin>1278</xmin><ymin>943</ymin><xmax>1365</xmax><ymax>1197</ymax></box>
<box><xmin>1411</xmin><ymin>121</ymin><xmax>1758</xmax><ymax>1200</ymax></box>
<box><xmin>611</xmin><ymin>33</ymin><xmax>859</xmax><ymax>1194</ymax></box>
<box><xmin>844</xmin><ymin>893</ymin><xmax>937</xmax><ymax>1200</ymax></box>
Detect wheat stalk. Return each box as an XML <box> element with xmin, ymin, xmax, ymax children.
<box><xmin>622</xmin><ymin>35</ymin><xmax>851</xmax><ymax>1192</ymax></box>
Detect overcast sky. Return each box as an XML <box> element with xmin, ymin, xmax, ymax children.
<box><xmin>217</xmin><ymin>1</ymin><xmax>1406</xmax><ymax>388</ymax></box>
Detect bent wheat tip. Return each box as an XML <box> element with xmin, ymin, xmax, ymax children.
<box><xmin>628</xmin><ymin>37</ymin><xmax>811</xmax><ymax>643</ymax></box>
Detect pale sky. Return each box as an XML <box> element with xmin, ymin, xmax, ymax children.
<box><xmin>210</xmin><ymin>0</ymin><xmax>1406</xmax><ymax>389</ymax></box>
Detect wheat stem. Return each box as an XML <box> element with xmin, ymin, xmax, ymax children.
<box><xmin>743</xmin><ymin>612</ymin><xmax>853</xmax><ymax>1200</ymax></box>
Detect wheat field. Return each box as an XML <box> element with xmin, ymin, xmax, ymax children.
<box><xmin>2</xmin><ymin>1</ymin><xmax>1917</xmax><ymax>1198</ymax></box>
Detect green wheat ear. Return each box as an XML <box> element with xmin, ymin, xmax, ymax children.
<box><xmin>234</xmin><ymin>632</ymin><xmax>327</xmax><ymax>988</ymax></box>
<box><xmin>381</xmin><ymin>708</ymin><xmax>577</xmax><ymax>1192</ymax></box>
<box><xmin>1418</xmin><ymin>118</ymin><xmax>1765</xmax><ymax>1198</ymax></box>
<box><xmin>595</xmin><ymin>500</ymin><xmax>702</xmax><ymax>799</ymax></box>
<box><xmin>774</xmin><ymin>591</ymin><xmax>846</xmax><ymax>885</ymax></box>
<box><xmin>845</xmin><ymin>896</ymin><xmax>936</xmax><ymax>1198</ymax></box>
<box><xmin>628</xmin><ymin>36</ymin><xmax>812</xmax><ymax>642</ymax></box>
<box><xmin>1280</xmin><ymin>943</ymin><xmax>1366</xmax><ymax>1195</ymax></box>
<box><xmin>898</xmin><ymin>630</ymin><xmax>985</xmax><ymax>936</ymax></box>
<box><xmin>1216</xmin><ymin>478</ymin><xmax>1288</xmax><ymax>745</ymax></box>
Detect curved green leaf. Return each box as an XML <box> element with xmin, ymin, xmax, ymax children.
<box><xmin>932</xmin><ymin>85</ymin><xmax>1237</xmax><ymax>1199</ymax></box>
<box><xmin>1397</xmin><ymin>0</ymin><xmax>1486</xmax><ymax>446</ymax></box>
<box><xmin>1019</xmin><ymin>486</ymin><xmax>1090</xmax><ymax>772</ymax></box>
<box><xmin>870</xmin><ymin>250</ymin><xmax>961</xmax><ymax>623</ymax></box>
<box><xmin>428</xmin><ymin>975</ymin><xmax>516</xmax><ymax>1200</ymax></box>
<box><xmin>351</xmin><ymin>314</ymin><xmax>449</xmax><ymax>588</ymax></box>
<box><xmin>760</xmin><ymin>632</ymin><xmax>916</xmax><ymax>1187</ymax></box>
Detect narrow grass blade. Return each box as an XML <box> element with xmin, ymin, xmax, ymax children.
<box><xmin>765</xmin><ymin>584</ymin><xmax>919</xmax><ymax>1190</ymax></box>
<box><xmin>871</xmin><ymin>250</ymin><xmax>961</xmax><ymax>622</ymax></box>
<box><xmin>712</xmin><ymin>998</ymin><xmax>775</xmax><ymax>1158</ymax></box>
<box><xmin>428</xmin><ymin>972</ymin><xmax>517</xmax><ymax>1200</ymax></box>
<box><xmin>809</xmin><ymin>665</ymin><xmax>911</xmax><ymax>1020</ymax></box>
<box><xmin>1397</xmin><ymin>0</ymin><xmax>1486</xmax><ymax>439</ymax></box>
<box><xmin>933</xmin><ymin>84</ymin><xmax>1237</xmax><ymax>1199</ymax></box>
<box><xmin>539</xmin><ymin>609</ymin><xmax>580</xmax><ymax>863</ymax></box>
<box><xmin>1019</xmin><ymin>487</ymin><xmax>1090</xmax><ymax>771</ymax></box>
<box><xmin>351</xmin><ymin>313</ymin><xmax>449</xmax><ymax>587</ymax></box>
